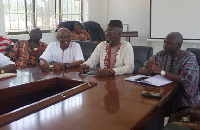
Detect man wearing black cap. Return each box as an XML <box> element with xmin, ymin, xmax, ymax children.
<box><xmin>79</xmin><ymin>20</ymin><xmax>134</xmax><ymax>76</ymax></box>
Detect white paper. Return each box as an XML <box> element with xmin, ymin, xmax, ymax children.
<box><xmin>0</xmin><ymin>73</ymin><xmax>17</xmax><ymax>79</ymax></box>
<box><xmin>125</xmin><ymin>75</ymin><xmax>172</xmax><ymax>86</ymax></box>
<box><xmin>125</xmin><ymin>75</ymin><xmax>150</xmax><ymax>82</ymax></box>
<box><xmin>144</xmin><ymin>75</ymin><xmax>172</xmax><ymax>86</ymax></box>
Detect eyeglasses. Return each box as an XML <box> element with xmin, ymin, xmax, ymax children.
<box><xmin>105</xmin><ymin>30</ymin><xmax>115</xmax><ymax>34</ymax></box>
<box><xmin>58</xmin><ymin>35</ymin><xmax>71</xmax><ymax>39</ymax></box>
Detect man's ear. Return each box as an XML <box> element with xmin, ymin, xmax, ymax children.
<box><xmin>118</xmin><ymin>31</ymin><xmax>122</xmax><ymax>37</ymax></box>
<box><xmin>118</xmin><ymin>28</ymin><xmax>123</xmax><ymax>36</ymax></box>
<box><xmin>177</xmin><ymin>42</ymin><xmax>182</xmax><ymax>48</ymax></box>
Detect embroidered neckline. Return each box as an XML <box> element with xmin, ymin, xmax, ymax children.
<box><xmin>104</xmin><ymin>42</ymin><xmax>121</xmax><ymax>69</ymax></box>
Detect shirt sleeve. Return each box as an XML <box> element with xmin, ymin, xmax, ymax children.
<box><xmin>179</xmin><ymin>53</ymin><xmax>199</xmax><ymax>98</ymax></box>
<box><xmin>7</xmin><ymin>39</ymin><xmax>14</xmax><ymax>49</ymax></box>
<box><xmin>8</xmin><ymin>40</ymin><xmax>14</xmax><ymax>45</ymax></box>
<box><xmin>0</xmin><ymin>53</ymin><xmax>15</xmax><ymax>68</ymax></box>
<box><xmin>40</xmin><ymin>43</ymin><xmax>53</xmax><ymax>63</ymax></box>
<box><xmin>73</xmin><ymin>43</ymin><xmax>85</xmax><ymax>61</ymax></box>
<box><xmin>9</xmin><ymin>41</ymin><xmax>20</xmax><ymax>62</ymax></box>
<box><xmin>113</xmin><ymin>43</ymin><xmax>135</xmax><ymax>75</ymax></box>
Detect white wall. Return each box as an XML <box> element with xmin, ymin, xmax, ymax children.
<box><xmin>107</xmin><ymin>0</ymin><xmax>150</xmax><ymax>47</ymax></box>
<box><xmin>88</xmin><ymin>0</ymin><xmax>108</xmax><ymax>30</ymax></box>
<box><xmin>0</xmin><ymin>0</ymin><xmax>200</xmax><ymax>54</ymax></box>
<box><xmin>104</xmin><ymin>0</ymin><xmax>200</xmax><ymax>54</ymax></box>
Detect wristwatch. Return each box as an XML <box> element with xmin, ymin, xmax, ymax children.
<box><xmin>0</xmin><ymin>69</ymin><xmax>4</xmax><ymax>74</ymax></box>
<box><xmin>160</xmin><ymin>70</ymin><xmax>166</xmax><ymax>76</ymax></box>
<box><xmin>65</xmin><ymin>63</ymin><xmax>70</xmax><ymax>69</ymax></box>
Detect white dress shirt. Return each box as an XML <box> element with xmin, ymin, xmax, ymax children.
<box><xmin>0</xmin><ymin>53</ymin><xmax>15</xmax><ymax>68</ymax></box>
<box><xmin>84</xmin><ymin>41</ymin><xmax>134</xmax><ymax>75</ymax></box>
<box><xmin>40</xmin><ymin>42</ymin><xmax>84</xmax><ymax>63</ymax></box>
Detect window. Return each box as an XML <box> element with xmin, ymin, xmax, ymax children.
<box><xmin>3</xmin><ymin>0</ymin><xmax>88</xmax><ymax>35</ymax></box>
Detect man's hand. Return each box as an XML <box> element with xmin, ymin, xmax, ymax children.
<box><xmin>95</xmin><ymin>69</ymin><xmax>110</xmax><ymax>77</ymax></box>
<box><xmin>53</xmin><ymin>63</ymin><xmax>65</xmax><ymax>70</ymax></box>
<box><xmin>146</xmin><ymin>59</ymin><xmax>161</xmax><ymax>74</ymax></box>
<box><xmin>40</xmin><ymin>62</ymin><xmax>49</xmax><ymax>71</ymax></box>
<box><xmin>79</xmin><ymin>64</ymin><xmax>90</xmax><ymax>74</ymax></box>
<box><xmin>190</xmin><ymin>110</ymin><xmax>200</xmax><ymax>121</ymax></box>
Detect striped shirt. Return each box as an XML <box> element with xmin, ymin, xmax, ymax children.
<box><xmin>144</xmin><ymin>50</ymin><xmax>200</xmax><ymax>109</ymax></box>
<box><xmin>0</xmin><ymin>36</ymin><xmax>14</xmax><ymax>55</ymax></box>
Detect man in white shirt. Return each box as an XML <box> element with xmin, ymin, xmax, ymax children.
<box><xmin>0</xmin><ymin>53</ymin><xmax>16</xmax><ymax>73</ymax></box>
<box><xmin>79</xmin><ymin>20</ymin><xmax>134</xmax><ymax>76</ymax></box>
<box><xmin>40</xmin><ymin>28</ymin><xmax>84</xmax><ymax>70</ymax></box>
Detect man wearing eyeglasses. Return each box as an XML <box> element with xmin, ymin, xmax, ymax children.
<box><xmin>10</xmin><ymin>28</ymin><xmax>47</xmax><ymax>69</ymax></box>
<box><xmin>140</xmin><ymin>32</ymin><xmax>200</xmax><ymax>111</ymax></box>
<box><xmin>40</xmin><ymin>28</ymin><xmax>84</xmax><ymax>70</ymax></box>
<box><xmin>79</xmin><ymin>20</ymin><xmax>134</xmax><ymax>76</ymax></box>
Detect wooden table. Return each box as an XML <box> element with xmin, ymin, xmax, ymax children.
<box><xmin>0</xmin><ymin>67</ymin><xmax>179</xmax><ymax>130</ymax></box>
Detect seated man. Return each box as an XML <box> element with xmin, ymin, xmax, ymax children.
<box><xmin>10</xmin><ymin>28</ymin><xmax>47</xmax><ymax>69</ymax></box>
<box><xmin>79</xmin><ymin>20</ymin><xmax>134</xmax><ymax>76</ymax></box>
<box><xmin>140</xmin><ymin>32</ymin><xmax>200</xmax><ymax>111</ymax></box>
<box><xmin>71</xmin><ymin>23</ymin><xmax>91</xmax><ymax>41</ymax></box>
<box><xmin>0</xmin><ymin>36</ymin><xmax>14</xmax><ymax>56</ymax></box>
<box><xmin>40</xmin><ymin>28</ymin><xmax>84</xmax><ymax>70</ymax></box>
<box><xmin>0</xmin><ymin>53</ymin><xmax>16</xmax><ymax>73</ymax></box>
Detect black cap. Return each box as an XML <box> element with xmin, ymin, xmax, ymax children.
<box><xmin>107</xmin><ymin>20</ymin><xmax>123</xmax><ymax>28</ymax></box>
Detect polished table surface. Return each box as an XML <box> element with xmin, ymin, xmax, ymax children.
<box><xmin>0</xmin><ymin>67</ymin><xmax>179</xmax><ymax>130</ymax></box>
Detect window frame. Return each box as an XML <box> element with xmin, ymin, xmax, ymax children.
<box><xmin>3</xmin><ymin>0</ymin><xmax>87</xmax><ymax>35</ymax></box>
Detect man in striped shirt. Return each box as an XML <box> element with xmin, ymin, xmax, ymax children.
<box><xmin>0</xmin><ymin>36</ymin><xmax>14</xmax><ymax>56</ymax></box>
<box><xmin>140</xmin><ymin>32</ymin><xmax>200</xmax><ymax>111</ymax></box>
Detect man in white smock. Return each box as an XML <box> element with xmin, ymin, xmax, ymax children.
<box><xmin>79</xmin><ymin>20</ymin><xmax>134</xmax><ymax>76</ymax></box>
<box><xmin>40</xmin><ymin>28</ymin><xmax>84</xmax><ymax>70</ymax></box>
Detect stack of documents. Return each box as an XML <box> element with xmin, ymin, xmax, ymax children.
<box><xmin>125</xmin><ymin>75</ymin><xmax>172</xmax><ymax>87</ymax></box>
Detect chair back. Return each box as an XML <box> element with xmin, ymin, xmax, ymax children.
<box><xmin>82</xmin><ymin>21</ymin><xmax>105</xmax><ymax>42</ymax></box>
<box><xmin>186</xmin><ymin>48</ymin><xmax>200</xmax><ymax>66</ymax></box>
<box><xmin>60</xmin><ymin>21</ymin><xmax>81</xmax><ymax>31</ymax></box>
<box><xmin>76</xmin><ymin>41</ymin><xmax>98</xmax><ymax>61</ymax></box>
<box><xmin>132</xmin><ymin>46</ymin><xmax>153</xmax><ymax>74</ymax></box>
<box><xmin>186</xmin><ymin>48</ymin><xmax>200</xmax><ymax>86</ymax></box>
